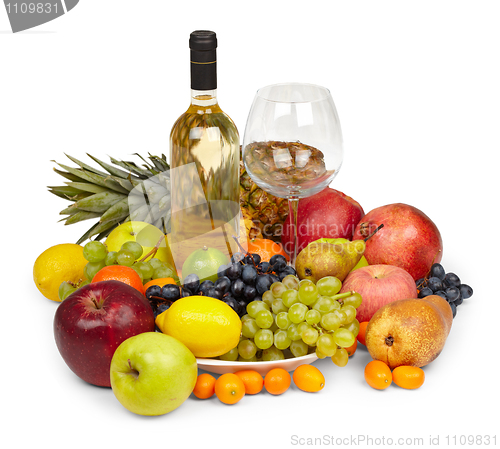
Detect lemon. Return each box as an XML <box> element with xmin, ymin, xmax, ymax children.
<box><xmin>33</xmin><ymin>243</ymin><xmax>87</xmax><ymax>302</ymax></box>
<box><xmin>155</xmin><ymin>296</ymin><xmax>242</xmax><ymax>358</ymax></box>
<box><xmin>181</xmin><ymin>246</ymin><xmax>229</xmax><ymax>283</ymax></box>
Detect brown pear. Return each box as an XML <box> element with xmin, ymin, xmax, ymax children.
<box><xmin>295</xmin><ymin>240</ymin><xmax>365</xmax><ymax>283</ymax></box>
<box><xmin>365</xmin><ymin>296</ymin><xmax>452</xmax><ymax>369</ymax></box>
<box><xmin>420</xmin><ymin>295</ymin><xmax>453</xmax><ymax>336</ymax></box>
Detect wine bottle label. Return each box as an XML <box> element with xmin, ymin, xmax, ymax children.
<box><xmin>169</xmin><ymin>163</ymin><xmax>241</xmax><ymax>270</ymax></box>
<box><xmin>190</xmin><ymin>60</ymin><xmax>217</xmax><ymax>90</ymax></box>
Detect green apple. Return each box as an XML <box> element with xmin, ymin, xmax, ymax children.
<box><xmin>313</xmin><ymin>237</ymin><xmax>369</xmax><ymax>271</ymax></box>
<box><xmin>110</xmin><ymin>332</ymin><xmax>197</xmax><ymax>416</ymax></box>
<box><xmin>105</xmin><ymin>221</ymin><xmax>176</xmax><ymax>268</ymax></box>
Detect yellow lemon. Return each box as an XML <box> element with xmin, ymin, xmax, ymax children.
<box><xmin>181</xmin><ymin>246</ymin><xmax>229</xmax><ymax>283</ymax></box>
<box><xmin>156</xmin><ymin>296</ymin><xmax>242</xmax><ymax>358</ymax></box>
<box><xmin>33</xmin><ymin>243</ymin><xmax>87</xmax><ymax>302</ymax></box>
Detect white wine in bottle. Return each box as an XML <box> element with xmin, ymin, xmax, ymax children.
<box><xmin>169</xmin><ymin>30</ymin><xmax>240</xmax><ymax>273</ymax></box>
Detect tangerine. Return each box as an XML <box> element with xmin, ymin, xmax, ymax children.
<box><xmin>392</xmin><ymin>366</ymin><xmax>425</xmax><ymax>390</ymax></box>
<box><xmin>91</xmin><ymin>265</ymin><xmax>144</xmax><ymax>294</ymax></box>
<box><xmin>234</xmin><ymin>370</ymin><xmax>264</xmax><ymax>395</ymax></box>
<box><xmin>364</xmin><ymin>360</ymin><xmax>392</xmax><ymax>390</ymax></box>
<box><xmin>193</xmin><ymin>373</ymin><xmax>216</xmax><ymax>399</ymax></box>
<box><xmin>143</xmin><ymin>277</ymin><xmax>177</xmax><ymax>291</ymax></box>
<box><xmin>346</xmin><ymin>339</ymin><xmax>358</xmax><ymax>357</ymax></box>
<box><xmin>292</xmin><ymin>365</ymin><xmax>325</xmax><ymax>393</ymax></box>
<box><xmin>357</xmin><ymin>321</ymin><xmax>369</xmax><ymax>346</ymax></box>
<box><xmin>215</xmin><ymin>373</ymin><xmax>245</xmax><ymax>405</ymax></box>
<box><xmin>264</xmin><ymin>368</ymin><xmax>291</xmax><ymax>395</ymax></box>
<box><xmin>246</xmin><ymin>239</ymin><xmax>289</xmax><ymax>263</ymax></box>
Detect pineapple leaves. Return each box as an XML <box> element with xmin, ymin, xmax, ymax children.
<box><xmin>54</xmin><ymin>162</ymin><xmax>130</xmax><ymax>194</ymax></box>
<box><xmin>49</xmin><ymin>153</ymin><xmax>172</xmax><ymax>244</ymax></box>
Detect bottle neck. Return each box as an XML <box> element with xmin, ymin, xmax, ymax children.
<box><xmin>190</xmin><ymin>49</ymin><xmax>217</xmax><ymax>91</ymax></box>
<box><xmin>191</xmin><ymin>89</ymin><xmax>218</xmax><ymax>106</ymax></box>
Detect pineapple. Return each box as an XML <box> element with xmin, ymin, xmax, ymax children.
<box><xmin>49</xmin><ymin>152</ymin><xmax>288</xmax><ymax>244</ymax></box>
<box><xmin>49</xmin><ymin>153</ymin><xmax>172</xmax><ymax>244</ymax></box>
<box><xmin>240</xmin><ymin>208</ymin><xmax>263</xmax><ymax>241</ymax></box>
<box><xmin>239</xmin><ymin>151</ymin><xmax>289</xmax><ymax>242</ymax></box>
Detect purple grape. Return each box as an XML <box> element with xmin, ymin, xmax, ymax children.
<box><xmin>241</xmin><ymin>265</ymin><xmax>258</xmax><ymax>285</ymax></box>
<box><xmin>443</xmin><ymin>272</ymin><xmax>461</xmax><ymax>288</ymax></box>
<box><xmin>459</xmin><ymin>284</ymin><xmax>473</xmax><ymax>299</ymax></box>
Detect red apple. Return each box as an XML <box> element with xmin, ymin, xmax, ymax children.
<box><xmin>340</xmin><ymin>264</ymin><xmax>418</xmax><ymax>323</ymax></box>
<box><xmin>281</xmin><ymin>188</ymin><xmax>364</xmax><ymax>256</ymax></box>
<box><xmin>53</xmin><ymin>280</ymin><xmax>155</xmax><ymax>387</ymax></box>
<box><xmin>353</xmin><ymin>203</ymin><xmax>443</xmax><ymax>281</ymax></box>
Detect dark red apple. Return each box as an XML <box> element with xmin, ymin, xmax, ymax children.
<box><xmin>340</xmin><ymin>264</ymin><xmax>418</xmax><ymax>324</ymax></box>
<box><xmin>53</xmin><ymin>280</ymin><xmax>155</xmax><ymax>387</ymax></box>
<box><xmin>281</xmin><ymin>188</ymin><xmax>364</xmax><ymax>256</ymax></box>
<box><xmin>353</xmin><ymin>203</ymin><xmax>443</xmax><ymax>281</ymax></box>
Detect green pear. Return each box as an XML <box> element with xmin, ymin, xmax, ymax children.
<box><xmin>295</xmin><ymin>239</ymin><xmax>366</xmax><ymax>283</ymax></box>
<box><xmin>314</xmin><ymin>237</ymin><xmax>369</xmax><ymax>271</ymax></box>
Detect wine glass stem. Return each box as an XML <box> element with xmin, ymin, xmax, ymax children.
<box><xmin>288</xmin><ymin>197</ymin><xmax>299</xmax><ymax>267</ymax></box>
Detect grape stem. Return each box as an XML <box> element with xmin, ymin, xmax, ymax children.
<box><xmin>417</xmin><ymin>249</ymin><xmax>443</xmax><ymax>294</ymax></box>
<box><xmin>231</xmin><ymin>235</ymin><xmax>259</xmax><ymax>267</ymax></box>
<box><xmin>138</xmin><ymin>234</ymin><xmax>166</xmax><ymax>262</ymax></box>
<box><xmin>311</xmin><ymin>290</ymin><xmax>357</xmax><ymax>335</ymax></box>
<box><xmin>231</xmin><ymin>235</ymin><xmax>247</xmax><ymax>256</ymax></box>
<box><xmin>331</xmin><ymin>290</ymin><xmax>356</xmax><ymax>302</ymax></box>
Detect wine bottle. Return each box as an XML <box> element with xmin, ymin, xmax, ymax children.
<box><xmin>169</xmin><ymin>30</ymin><xmax>240</xmax><ymax>271</ymax></box>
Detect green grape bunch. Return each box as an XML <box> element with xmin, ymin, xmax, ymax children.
<box><xmin>58</xmin><ymin>240</ymin><xmax>178</xmax><ymax>301</ymax></box>
<box><xmin>218</xmin><ymin>274</ymin><xmax>363</xmax><ymax>367</ymax></box>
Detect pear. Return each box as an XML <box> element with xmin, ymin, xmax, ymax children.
<box><xmin>314</xmin><ymin>237</ymin><xmax>369</xmax><ymax>271</ymax></box>
<box><xmin>295</xmin><ymin>239</ymin><xmax>366</xmax><ymax>282</ymax></box>
<box><xmin>421</xmin><ymin>294</ymin><xmax>453</xmax><ymax>336</ymax></box>
<box><xmin>365</xmin><ymin>296</ymin><xmax>452</xmax><ymax>369</ymax></box>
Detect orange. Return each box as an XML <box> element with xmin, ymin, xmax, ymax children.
<box><xmin>264</xmin><ymin>368</ymin><xmax>291</xmax><ymax>395</ymax></box>
<box><xmin>246</xmin><ymin>239</ymin><xmax>289</xmax><ymax>263</ymax></box>
<box><xmin>143</xmin><ymin>277</ymin><xmax>177</xmax><ymax>291</ymax></box>
<box><xmin>346</xmin><ymin>339</ymin><xmax>358</xmax><ymax>357</ymax></box>
<box><xmin>292</xmin><ymin>365</ymin><xmax>325</xmax><ymax>393</ymax></box>
<box><xmin>215</xmin><ymin>373</ymin><xmax>245</xmax><ymax>405</ymax></box>
<box><xmin>91</xmin><ymin>265</ymin><xmax>144</xmax><ymax>294</ymax></box>
<box><xmin>357</xmin><ymin>321</ymin><xmax>369</xmax><ymax>346</ymax></box>
<box><xmin>234</xmin><ymin>370</ymin><xmax>264</xmax><ymax>395</ymax></box>
<box><xmin>392</xmin><ymin>366</ymin><xmax>425</xmax><ymax>390</ymax></box>
<box><xmin>193</xmin><ymin>373</ymin><xmax>216</xmax><ymax>399</ymax></box>
<box><xmin>364</xmin><ymin>360</ymin><xmax>392</xmax><ymax>390</ymax></box>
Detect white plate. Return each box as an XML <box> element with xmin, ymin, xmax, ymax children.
<box><xmin>196</xmin><ymin>353</ymin><xmax>318</xmax><ymax>376</ymax></box>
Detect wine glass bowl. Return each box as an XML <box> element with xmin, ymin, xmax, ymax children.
<box><xmin>243</xmin><ymin>140</ymin><xmax>336</xmax><ymax>199</ymax></box>
<box><xmin>242</xmin><ymin>83</ymin><xmax>343</xmax><ymax>265</ymax></box>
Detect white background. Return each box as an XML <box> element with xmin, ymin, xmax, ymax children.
<box><xmin>2</xmin><ymin>1</ymin><xmax>499</xmax><ymax>448</ymax></box>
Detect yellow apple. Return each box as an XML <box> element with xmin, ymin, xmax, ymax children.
<box><xmin>105</xmin><ymin>221</ymin><xmax>176</xmax><ymax>268</ymax></box>
<box><xmin>313</xmin><ymin>237</ymin><xmax>369</xmax><ymax>271</ymax></box>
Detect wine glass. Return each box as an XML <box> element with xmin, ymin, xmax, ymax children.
<box><xmin>242</xmin><ymin>83</ymin><xmax>343</xmax><ymax>267</ymax></box>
